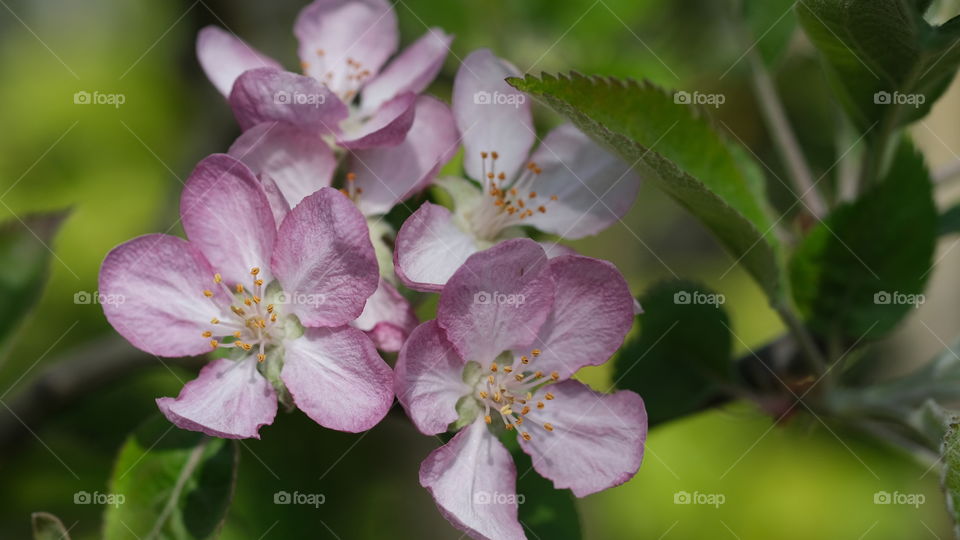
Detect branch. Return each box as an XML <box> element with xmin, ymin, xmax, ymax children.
<box><xmin>0</xmin><ymin>335</ymin><xmax>200</xmax><ymax>449</ymax></box>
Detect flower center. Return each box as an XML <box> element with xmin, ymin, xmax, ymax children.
<box><xmin>200</xmin><ymin>267</ymin><xmax>286</xmax><ymax>362</ymax></box>
<box><xmin>472</xmin><ymin>348</ymin><xmax>559</xmax><ymax>442</ymax></box>
<box><xmin>339</xmin><ymin>172</ymin><xmax>363</xmax><ymax>203</ymax></box>
<box><xmin>301</xmin><ymin>51</ymin><xmax>372</xmax><ymax>103</ymax></box>
<box><xmin>469</xmin><ymin>151</ymin><xmax>559</xmax><ymax>241</ymax></box>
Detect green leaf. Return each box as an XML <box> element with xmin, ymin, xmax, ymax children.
<box><xmin>940</xmin><ymin>203</ymin><xmax>960</xmax><ymax>235</ymax></box>
<box><xmin>513</xmin><ymin>450</ymin><xmax>581</xmax><ymax>540</ymax></box>
<box><xmin>790</xmin><ymin>140</ymin><xmax>936</xmax><ymax>340</ymax></box>
<box><xmin>941</xmin><ymin>418</ymin><xmax>960</xmax><ymax>537</ymax></box>
<box><xmin>32</xmin><ymin>512</ymin><xmax>71</xmax><ymax>540</ymax></box>
<box><xmin>509</xmin><ymin>73</ymin><xmax>785</xmax><ymax>303</ymax></box>
<box><xmin>797</xmin><ymin>0</ymin><xmax>960</xmax><ymax>130</ymax></box>
<box><xmin>613</xmin><ymin>281</ymin><xmax>733</xmax><ymax>425</ymax></box>
<box><xmin>744</xmin><ymin>0</ymin><xmax>798</xmax><ymax>66</ymax></box>
<box><xmin>0</xmin><ymin>210</ymin><xmax>68</xmax><ymax>350</ymax></box>
<box><xmin>103</xmin><ymin>415</ymin><xmax>238</xmax><ymax>540</ymax></box>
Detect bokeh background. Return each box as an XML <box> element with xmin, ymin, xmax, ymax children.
<box><xmin>1</xmin><ymin>0</ymin><xmax>960</xmax><ymax>538</ymax></box>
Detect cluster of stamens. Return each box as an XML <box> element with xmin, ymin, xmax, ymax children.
<box><xmin>201</xmin><ymin>267</ymin><xmax>282</xmax><ymax>362</ymax></box>
<box><xmin>471</xmin><ymin>151</ymin><xmax>559</xmax><ymax>240</ymax></box>
<box><xmin>340</xmin><ymin>172</ymin><xmax>363</xmax><ymax>202</ymax></box>
<box><xmin>475</xmin><ymin>348</ymin><xmax>559</xmax><ymax>441</ymax></box>
<box><xmin>301</xmin><ymin>50</ymin><xmax>372</xmax><ymax>102</ymax></box>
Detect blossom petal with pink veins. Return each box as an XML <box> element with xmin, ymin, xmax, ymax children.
<box><xmin>229</xmin><ymin>122</ymin><xmax>336</xmax><ymax>209</ymax></box>
<box><xmin>197</xmin><ymin>26</ymin><xmax>282</xmax><ymax>97</ymax></box>
<box><xmin>438</xmin><ymin>239</ymin><xmax>555</xmax><ymax>363</ymax></box>
<box><xmin>524</xmin><ymin>124</ymin><xmax>641</xmax><ymax>239</ymax></box>
<box><xmin>229</xmin><ymin>68</ymin><xmax>348</xmax><ymax>133</ymax></box>
<box><xmin>294</xmin><ymin>0</ymin><xmax>398</xmax><ymax>98</ymax></box>
<box><xmin>519</xmin><ymin>380</ymin><xmax>647</xmax><ymax>497</ymax></box>
<box><xmin>522</xmin><ymin>255</ymin><xmax>634</xmax><ymax>379</ymax></box>
<box><xmin>420</xmin><ymin>419</ymin><xmax>525</xmax><ymax>540</ymax></box>
<box><xmin>271</xmin><ymin>188</ymin><xmax>378</xmax><ymax>327</ymax></box>
<box><xmin>337</xmin><ymin>92</ymin><xmax>416</xmax><ymax>150</ymax></box>
<box><xmin>350</xmin><ymin>96</ymin><xmax>459</xmax><ymax>216</ymax></box>
<box><xmin>360</xmin><ymin>28</ymin><xmax>453</xmax><ymax>112</ymax></box>
<box><xmin>99</xmin><ymin>234</ymin><xmax>223</xmax><ymax>357</ymax></box>
<box><xmin>157</xmin><ymin>357</ymin><xmax>278</xmax><ymax>439</ymax></box>
<box><xmin>538</xmin><ymin>241</ymin><xmax>577</xmax><ymax>259</ymax></box>
<box><xmin>281</xmin><ymin>326</ymin><xmax>393</xmax><ymax>432</ymax></box>
<box><xmin>453</xmin><ymin>49</ymin><xmax>534</xmax><ymax>184</ymax></box>
<box><xmin>353</xmin><ymin>278</ymin><xmax>418</xmax><ymax>352</ymax></box>
<box><xmin>180</xmin><ymin>154</ymin><xmax>276</xmax><ymax>286</ymax></box>
<box><xmin>259</xmin><ymin>174</ymin><xmax>293</xmax><ymax>228</ymax></box>
<box><xmin>394</xmin><ymin>202</ymin><xmax>479</xmax><ymax>293</ymax></box>
<box><xmin>395</xmin><ymin>320</ymin><xmax>468</xmax><ymax>435</ymax></box>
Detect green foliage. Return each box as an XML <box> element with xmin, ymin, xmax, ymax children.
<box><xmin>790</xmin><ymin>141</ymin><xmax>936</xmax><ymax>341</ymax></box>
<box><xmin>514</xmin><ymin>450</ymin><xmax>581</xmax><ymax>540</ymax></box>
<box><xmin>0</xmin><ymin>211</ymin><xmax>68</xmax><ymax>353</ymax></box>
<box><xmin>613</xmin><ymin>281</ymin><xmax>733</xmax><ymax>425</ymax></box>
<box><xmin>797</xmin><ymin>0</ymin><xmax>960</xmax><ymax>130</ymax></box>
<box><xmin>103</xmin><ymin>416</ymin><xmax>238</xmax><ymax>540</ymax></box>
<box><xmin>31</xmin><ymin>512</ymin><xmax>70</xmax><ymax>540</ymax></box>
<box><xmin>743</xmin><ymin>0</ymin><xmax>798</xmax><ymax>66</ymax></box>
<box><xmin>509</xmin><ymin>73</ymin><xmax>785</xmax><ymax>303</ymax></box>
<box><xmin>940</xmin><ymin>203</ymin><xmax>960</xmax><ymax>235</ymax></box>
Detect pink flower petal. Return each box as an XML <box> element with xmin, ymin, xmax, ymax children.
<box><xmin>453</xmin><ymin>49</ymin><xmax>534</xmax><ymax>184</ymax></box>
<box><xmin>157</xmin><ymin>357</ymin><xmax>278</xmax><ymax>439</ymax></box>
<box><xmin>229</xmin><ymin>68</ymin><xmax>348</xmax><ymax>133</ymax></box>
<box><xmin>525</xmin><ymin>124</ymin><xmax>641</xmax><ymax>239</ymax></box>
<box><xmin>394</xmin><ymin>202</ymin><xmax>479</xmax><ymax>292</ymax></box>
<box><xmin>180</xmin><ymin>154</ymin><xmax>277</xmax><ymax>287</ymax></box>
<box><xmin>259</xmin><ymin>173</ymin><xmax>293</xmax><ymax>227</ymax></box>
<box><xmin>228</xmin><ymin>121</ymin><xmax>336</xmax><ymax>209</ymax></box>
<box><xmin>196</xmin><ymin>26</ymin><xmax>282</xmax><ymax>97</ymax></box>
<box><xmin>294</xmin><ymin>0</ymin><xmax>398</xmax><ymax>98</ymax></box>
<box><xmin>438</xmin><ymin>239</ymin><xmax>555</xmax><ymax>363</ymax></box>
<box><xmin>395</xmin><ymin>320</ymin><xmax>469</xmax><ymax>435</ymax></box>
<box><xmin>420</xmin><ymin>419</ymin><xmax>525</xmax><ymax>540</ymax></box>
<box><xmin>337</xmin><ymin>92</ymin><xmax>417</xmax><ymax>150</ymax></box>
<box><xmin>360</xmin><ymin>28</ymin><xmax>453</xmax><ymax>112</ymax></box>
<box><xmin>518</xmin><ymin>380</ymin><xmax>647</xmax><ymax>497</ymax></box>
<box><xmin>522</xmin><ymin>255</ymin><xmax>635</xmax><ymax>379</ymax></box>
<box><xmin>271</xmin><ymin>188</ymin><xmax>379</xmax><ymax>327</ymax></box>
<box><xmin>281</xmin><ymin>326</ymin><xmax>393</xmax><ymax>432</ymax></box>
<box><xmin>99</xmin><ymin>234</ymin><xmax>222</xmax><ymax>357</ymax></box>
<box><xmin>353</xmin><ymin>278</ymin><xmax>418</xmax><ymax>352</ymax></box>
<box><xmin>350</xmin><ymin>95</ymin><xmax>459</xmax><ymax>216</ymax></box>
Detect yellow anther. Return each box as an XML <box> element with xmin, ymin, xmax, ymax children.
<box><xmin>244</xmin><ymin>298</ymin><xmax>252</xmax><ymax>306</ymax></box>
<box><xmin>233</xmin><ymin>331</ymin><xmax>242</xmax><ymax>339</ymax></box>
<box><xmin>520</xmin><ymin>356</ymin><xmax>529</xmax><ymax>364</ymax></box>
<box><xmin>490</xmin><ymin>362</ymin><xmax>498</xmax><ymax>372</ymax></box>
<box><xmin>232</xmin><ymin>306</ymin><xmax>246</xmax><ymax>316</ymax></box>
<box><xmin>250</xmin><ymin>267</ymin><xmax>260</xmax><ymax>276</ymax></box>
<box><xmin>491</xmin><ymin>151</ymin><xmax>499</xmax><ymax>159</ymax></box>
<box><xmin>515</xmin><ymin>374</ymin><xmax>525</xmax><ymax>382</ymax></box>
<box><xmin>551</xmin><ymin>371</ymin><xmax>560</xmax><ymax>381</ymax></box>
<box><xmin>534</xmin><ymin>371</ymin><xmax>543</xmax><ymax>379</ymax></box>
<box><xmin>253</xmin><ymin>296</ymin><xmax>261</xmax><ymax>304</ymax></box>
<box><xmin>545</xmin><ymin>392</ymin><xmax>555</xmax><ymax>400</ymax></box>
<box><xmin>214</xmin><ymin>273</ymin><xmax>222</xmax><ymax>283</ymax></box>
<box><xmin>488</xmin><ymin>375</ymin><xmax>495</xmax><ymax>384</ymax></box>
<box><xmin>537</xmin><ymin>401</ymin><xmax>545</xmax><ymax>409</ymax></box>
<box><xmin>538</xmin><ymin>205</ymin><xmax>547</xmax><ymax>213</ymax></box>
<box><xmin>551</xmin><ymin>195</ymin><xmax>559</xmax><ymax>201</ymax></box>
<box><xmin>503</xmin><ymin>366</ymin><xmax>513</xmax><ymax>373</ymax></box>
<box><xmin>498</xmin><ymin>172</ymin><xmax>505</xmax><ymax>180</ymax></box>
<box><xmin>255</xmin><ymin>279</ymin><xmax>264</xmax><ymax>287</ymax></box>
<box><xmin>493</xmin><ymin>392</ymin><xmax>501</xmax><ymax>403</ymax></box>
<box><xmin>479</xmin><ymin>391</ymin><xmax>489</xmax><ymax>399</ymax></box>
<box><xmin>210</xmin><ymin>318</ymin><xmax>220</xmax><ymax>324</ymax></box>
<box><xmin>505</xmin><ymin>423</ymin><xmax>514</xmax><ymax>430</ymax></box>
<box><xmin>485</xmin><ymin>415</ymin><xmax>492</xmax><ymax>424</ymax></box>
<box><xmin>203</xmin><ymin>290</ymin><xmax>214</xmax><ymax>297</ymax></box>
<box><xmin>515</xmin><ymin>416</ymin><xmax>524</xmax><ymax>425</ymax></box>
<box><xmin>270</xmin><ymin>313</ymin><xmax>277</xmax><ymax>322</ymax></box>
<box><xmin>201</xmin><ymin>331</ymin><xmax>212</xmax><ymax>338</ymax></box>
<box><xmin>521</xmin><ymin>432</ymin><xmax>531</xmax><ymax>441</ymax></box>
<box><xmin>346</xmin><ymin>172</ymin><xmax>357</xmax><ymax>181</ymax></box>
<box><xmin>529</xmin><ymin>192</ymin><xmax>537</xmax><ymax>198</ymax></box>
<box><xmin>544</xmin><ymin>423</ymin><xmax>554</xmax><ymax>432</ymax></box>
<box><xmin>209</xmin><ymin>340</ymin><xmax>219</xmax><ymax>348</ymax></box>
<box><xmin>257</xmin><ymin>353</ymin><xmax>266</xmax><ymax>362</ymax></box>
<box><xmin>532</xmin><ymin>349</ymin><xmax>541</xmax><ymax>357</ymax></box>
<box><xmin>481</xmin><ymin>151</ymin><xmax>488</xmax><ymax>159</ymax></box>
<box><xmin>235</xmin><ymin>284</ymin><xmax>244</xmax><ymax>293</ymax></box>
<box><xmin>520</xmin><ymin>406</ymin><xmax>530</xmax><ymax>415</ymax></box>
<box><xmin>499</xmin><ymin>405</ymin><xmax>512</xmax><ymax>415</ymax></box>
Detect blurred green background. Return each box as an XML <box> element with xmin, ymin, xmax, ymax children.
<box><xmin>1</xmin><ymin>0</ymin><xmax>959</xmax><ymax>537</ymax></box>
